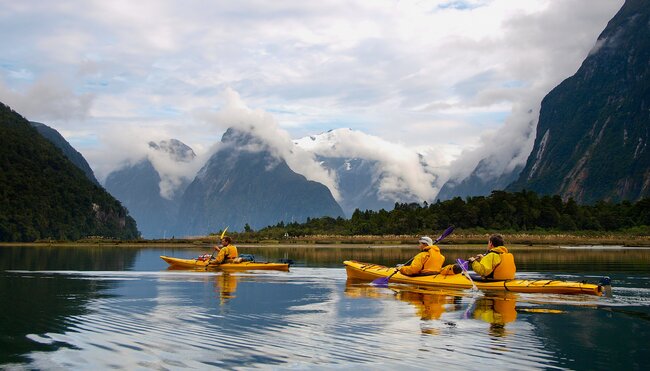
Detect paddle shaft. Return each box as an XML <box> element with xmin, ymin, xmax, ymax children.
<box><xmin>456</xmin><ymin>258</ymin><xmax>477</xmax><ymax>291</ymax></box>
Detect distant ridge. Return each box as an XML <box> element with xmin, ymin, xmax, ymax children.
<box><xmin>175</xmin><ymin>127</ymin><xmax>344</xmax><ymax>235</ymax></box>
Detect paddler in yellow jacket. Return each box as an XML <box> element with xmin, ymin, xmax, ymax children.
<box><xmin>468</xmin><ymin>234</ymin><xmax>516</xmax><ymax>280</ymax></box>
<box><xmin>399</xmin><ymin>236</ymin><xmax>445</xmax><ymax>276</ymax></box>
<box><xmin>213</xmin><ymin>236</ymin><xmax>239</xmax><ymax>264</ymax></box>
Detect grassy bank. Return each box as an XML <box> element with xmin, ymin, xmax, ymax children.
<box><xmin>2</xmin><ymin>230</ymin><xmax>649</xmax><ymax>247</ymax></box>
<box><xmin>233</xmin><ymin>232</ymin><xmax>650</xmax><ymax>247</ymax></box>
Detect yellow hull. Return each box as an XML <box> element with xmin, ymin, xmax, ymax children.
<box><xmin>161</xmin><ymin>256</ymin><xmax>290</xmax><ymax>271</ymax></box>
<box><xmin>344</xmin><ymin>260</ymin><xmax>605</xmax><ymax>296</ymax></box>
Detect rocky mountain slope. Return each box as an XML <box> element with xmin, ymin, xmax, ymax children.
<box><xmin>509</xmin><ymin>0</ymin><xmax>650</xmax><ymax>203</ymax></box>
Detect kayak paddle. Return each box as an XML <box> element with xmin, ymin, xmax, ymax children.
<box><xmin>371</xmin><ymin>225</ymin><xmax>455</xmax><ymax>286</ymax></box>
<box><xmin>455</xmin><ymin>258</ymin><xmax>478</xmax><ymax>291</ymax></box>
<box><xmin>205</xmin><ymin>227</ymin><xmax>228</xmax><ymax>270</ymax></box>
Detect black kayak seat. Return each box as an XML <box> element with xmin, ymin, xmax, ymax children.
<box><xmin>469</xmin><ymin>274</ymin><xmax>507</xmax><ymax>282</ymax></box>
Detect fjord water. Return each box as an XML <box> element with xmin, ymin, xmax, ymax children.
<box><xmin>1</xmin><ymin>245</ymin><xmax>649</xmax><ymax>370</ymax></box>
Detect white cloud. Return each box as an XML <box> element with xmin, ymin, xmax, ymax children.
<box><xmin>0</xmin><ymin>76</ymin><xmax>94</xmax><ymax>122</ymax></box>
<box><xmin>198</xmin><ymin>88</ymin><xmax>341</xmax><ymax>200</ymax></box>
<box><xmin>0</xmin><ymin>0</ymin><xmax>625</xmax><ymax>198</ymax></box>
<box><xmin>295</xmin><ymin>128</ymin><xmax>445</xmax><ymax>202</ymax></box>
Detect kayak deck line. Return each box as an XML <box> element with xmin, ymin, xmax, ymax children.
<box><xmin>344</xmin><ymin>260</ymin><xmax>608</xmax><ymax>296</ymax></box>
<box><xmin>160</xmin><ymin>255</ymin><xmax>290</xmax><ymax>271</ymax></box>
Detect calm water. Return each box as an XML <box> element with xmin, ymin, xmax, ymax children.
<box><xmin>1</xmin><ymin>244</ymin><xmax>649</xmax><ymax>370</ymax></box>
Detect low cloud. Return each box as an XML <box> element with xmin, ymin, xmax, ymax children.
<box><xmin>88</xmin><ymin>126</ymin><xmax>211</xmax><ymax>200</ymax></box>
<box><xmin>295</xmin><ymin>128</ymin><xmax>447</xmax><ymax>202</ymax></box>
<box><xmin>0</xmin><ymin>0</ymin><xmax>626</xmax><ymax>204</ymax></box>
<box><xmin>441</xmin><ymin>0</ymin><xmax>623</xmax><ymax>188</ymax></box>
<box><xmin>198</xmin><ymin>88</ymin><xmax>341</xmax><ymax>200</ymax></box>
<box><xmin>0</xmin><ymin>76</ymin><xmax>94</xmax><ymax>122</ymax></box>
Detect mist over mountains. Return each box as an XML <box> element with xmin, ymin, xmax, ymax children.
<box><xmin>104</xmin><ymin>140</ymin><xmax>195</xmax><ymax>238</ymax></box>
<box><xmin>175</xmin><ymin>128</ymin><xmax>344</xmax><ymax>235</ymax></box>
<box><xmin>438</xmin><ymin>0</ymin><xmax>649</xmax><ymax>203</ymax></box>
<box><xmin>294</xmin><ymin>128</ymin><xmax>441</xmax><ymax>216</ymax></box>
<box><xmin>5</xmin><ymin>0</ymin><xmax>647</xmax><ymax>240</ymax></box>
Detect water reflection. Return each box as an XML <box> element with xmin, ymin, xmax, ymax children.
<box><xmin>1</xmin><ymin>245</ymin><xmax>649</xmax><ymax>369</ymax></box>
<box><xmin>345</xmin><ymin>281</ymin><xmax>521</xmax><ymax>338</ymax></box>
<box><xmin>237</xmin><ymin>245</ymin><xmax>650</xmax><ymax>273</ymax></box>
<box><xmin>215</xmin><ymin>272</ymin><xmax>238</xmax><ymax>304</ymax></box>
<box><xmin>394</xmin><ymin>289</ymin><xmax>461</xmax><ymax>321</ymax></box>
<box><xmin>470</xmin><ymin>295</ymin><xmax>518</xmax><ymax>337</ymax></box>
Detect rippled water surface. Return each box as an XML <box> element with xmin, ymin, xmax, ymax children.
<box><xmin>1</xmin><ymin>245</ymin><xmax>649</xmax><ymax>370</ymax></box>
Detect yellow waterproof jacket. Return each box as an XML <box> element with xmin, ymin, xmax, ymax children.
<box><xmin>399</xmin><ymin>245</ymin><xmax>445</xmax><ymax>276</ymax></box>
<box><xmin>214</xmin><ymin>244</ymin><xmax>239</xmax><ymax>264</ymax></box>
<box><xmin>470</xmin><ymin>246</ymin><xmax>516</xmax><ymax>280</ymax></box>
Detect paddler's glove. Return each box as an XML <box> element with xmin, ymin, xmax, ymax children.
<box><xmin>395</xmin><ymin>264</ymin><xmax>404</xmax><ymax>268</ymax></box>
<box><xmin>467</xmin><ymin>257</ymin><xmax>476</xmax><ymax>264</ymax></box>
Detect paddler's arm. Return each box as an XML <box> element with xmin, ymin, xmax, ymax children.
<box><xmin>213</xmin><ymin>246</ymin><xmax>226</xmax><ymax>264</ymax></box>
<box><xmin>470</xmin><ymin>253</ymin><xmax>499</xmax><ymax>277</ymax></box>
<box><xmin>399</xmin><ymin>252</ymin><xmax>425</xmax><ymax>276</ymax></box>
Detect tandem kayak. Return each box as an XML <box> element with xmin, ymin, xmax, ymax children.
<box><xmin>161</xmin><ymin>256</ymin><xmax>290</xmax><ymax>271</ymax></box>
<box><xmin>344</xmin><ymin>260</ymin><xmax>610</xmax><ymax>296</ymax></box>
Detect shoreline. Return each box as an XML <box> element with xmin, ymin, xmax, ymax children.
<box><xmin>2</xmin><ymin>234</ymin><xmax>650</xmax><ymax>249</ymax></box>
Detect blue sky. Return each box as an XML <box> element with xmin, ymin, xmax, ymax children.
<box><xmin>0</xmin><ymin>0</ymin><xmax>623</xmax><ymax>185</ymax></box>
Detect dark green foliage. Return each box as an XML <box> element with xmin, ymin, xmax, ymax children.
<box><xmin>30</xmin><ymin>121</ymin><xmax>100</xmax><ymax>186</ymax></box>
<box><xmin>0</xmin><ymin>102</ymin><xmax>140</xmax><ymax>242</ymax></box>
<box><xmin>254</xmin><ymin>190</ymin><xmax>650</xmax><ymax>237</ymax></box>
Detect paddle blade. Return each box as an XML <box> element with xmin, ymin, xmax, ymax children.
<box><xmin>433</xmin><ymin>225</ymin><xmax>455</xmax><ymax>244</ymax></box>
<box><xmin>371</xmin><ymin>277</ymin><xmax>390</xmax><ymax>286</ymax></box>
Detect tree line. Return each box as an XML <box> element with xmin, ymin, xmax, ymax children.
<box><xmin>250</xmin><ymin>190</ymin><xmax>650</xmax><ymax>238</ymax></box>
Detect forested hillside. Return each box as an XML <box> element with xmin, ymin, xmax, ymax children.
<box><xmin>0</xmin><ymin>102</ymin><xmax>140</xmax><ymax>241</ymax></box>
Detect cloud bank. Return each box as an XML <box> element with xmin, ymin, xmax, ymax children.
<box><xmin>0</xmin><ymin>0</ymin><xmax>625</xmax><ymax>201</ymax></box>
<box><xmin>198</xmin><ymin>88</ymin><xmax>341</xmax><ymax>200</ymax></box>
<box><xmin>295</xmin><ymin>128</ymin><xmax>447</xmax><ymax>202</ymax></box>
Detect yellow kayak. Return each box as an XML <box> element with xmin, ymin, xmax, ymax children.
<box><xmin>344</xmin><ymin>260</ymin><xmax>608</xmax><ymax>296</ymax></box>
<box><xmin>161</xmin><ymin>256</ymin><xmax>290</xmax><ymax>271</ymax></box>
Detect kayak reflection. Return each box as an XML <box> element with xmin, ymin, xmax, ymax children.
<box><xmin>394</xmin><ymin>289</ymin><xmax>462</xmax><ymax>320</ymax></box>
<box><xmin>345</xmin><ymin>281</ymin><xmax>519</xmax><ymax>336</ymax></box>
<box><xmin>214</xmin><ymin>272</ymin><xmax>238</xmax><ymax>305</ymax></box>
<box><xmin>344</xmin><ymin>280</ymin><xmax>463</xmax><ymax>321</ymax></box>
<box><xmin>469</xmin><ymin>294</ymin><xmax>518</xmax><ymax>337</ymax></box>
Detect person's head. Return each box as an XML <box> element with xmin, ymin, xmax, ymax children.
<box><xmin>418</xmin><ymin>236</ymin><xmax>433</xmax><ymax>249</ymax></box>
<box><xmin>488</xmin><ymin>234</ymin><xmax>504</xmax><ymax>248</ymax></box>
<box><xmin>221</xmin><ymin>236</ymin><xmax>232</xmax><ymax>246</ymax></box>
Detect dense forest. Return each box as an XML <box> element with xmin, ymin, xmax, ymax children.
<box><xmin>0</xmin><ymin>103</ymin><xmax>140</xmax><ymax>242</ymax></box>
<box><xmin>251</xmin><ymin>190</ymin><xmax>650</xmax><ymax>238</ymax></box>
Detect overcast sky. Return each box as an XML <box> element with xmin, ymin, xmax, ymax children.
<box><xmin>0</xmin><ymin>0</ymin><xmax>623</xmax><ymax>185</ymax></box>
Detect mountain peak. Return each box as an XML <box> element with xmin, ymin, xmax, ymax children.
<box><xmin>148</xmin><ymin>139</ymin><xmax>195</xmax><ymax>163</ymax></box>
